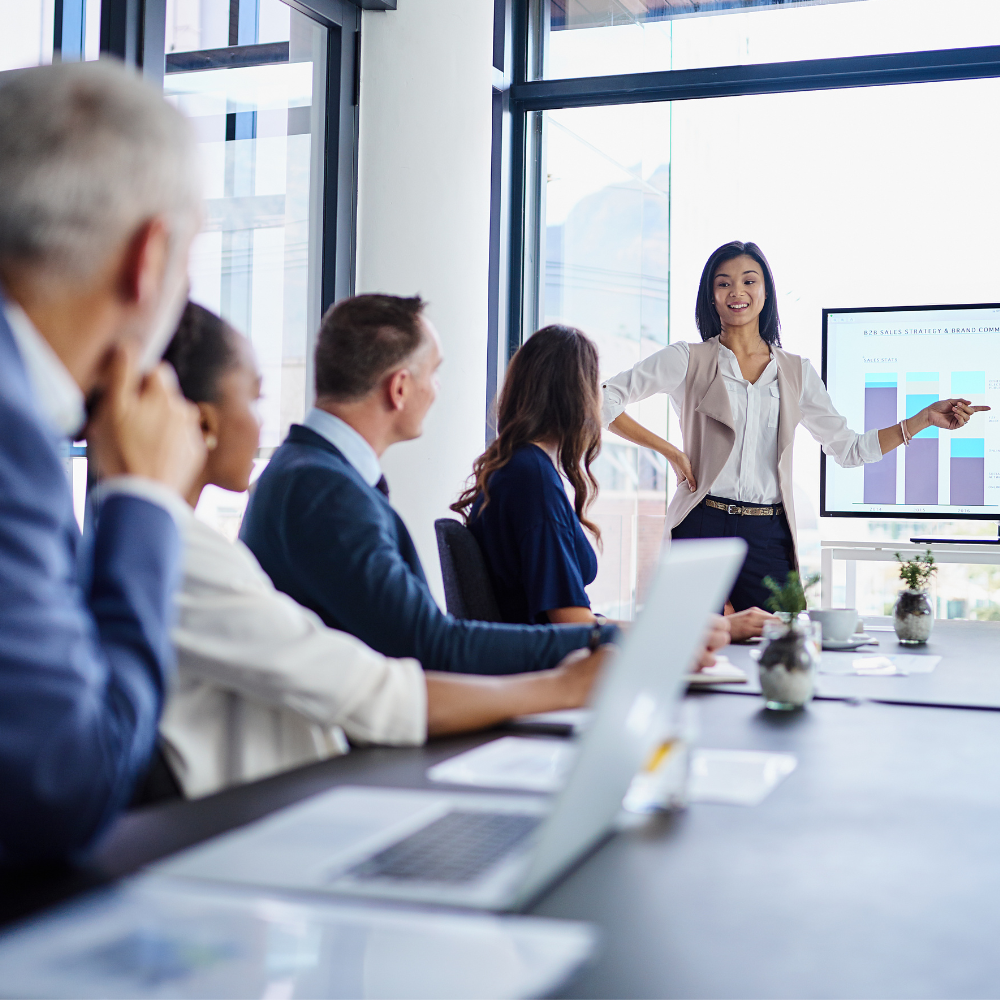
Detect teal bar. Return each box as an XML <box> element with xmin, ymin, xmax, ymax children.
<box><xmin>952</xmin><ymin>438</ymin><xmax>985</xmax><ymax>458</ymax></box>
<box><xmin>952</xmin><ymin>371</ymin><xmax>986</xmax><ymax>396</ymax></box>
<box><xmin>907</xmin><ymin>393</ymin><xmax>939</xmax><ymax>438</ymax></box>
<box><xmin>865</xmin><ymin>372</ymin><xmax>897</xmax><ymax>387</ymax></box>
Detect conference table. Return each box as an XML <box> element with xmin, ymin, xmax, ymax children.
<box><xmin>717</xmin><ymin>615</ymin><xmax>1000</xmax><ymax>711</ymax></box>
<box><xmin>3</xmin><ymin>619</ymin><xmax>1000</xmax><ymax>998</ymax></box>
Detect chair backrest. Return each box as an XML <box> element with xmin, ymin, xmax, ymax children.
<box><xmin>434</xmin><ymin>518</ymin><xmax>503</xmax><ymax>622</ymax></box>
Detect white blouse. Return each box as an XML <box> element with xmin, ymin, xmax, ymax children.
<box><xmin>160</xmin><ymin>512</ymin><xmax>427</xmax><ymax>798</ymax></box>
<box><xmin>601</xmin><ymin>340</ymin><xmax>883</xmax><ymax>505</ymax></box>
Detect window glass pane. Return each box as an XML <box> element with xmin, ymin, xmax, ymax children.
<box><xmin>0</xmin><ymin>0</ymin><xmax>55</xmax><ymax>72</ymax></box>
<box><xmin>165</xmin><ymin>3</ymin><xmax>326</xmax><ymax>538</ymax></box>
<box><xmin>540</xmin><ymin>0</ymin><xmax>1000</xmax><ymax>79</ymax></box>
<box><xmin>166</xmin><ymin>0</ymin><xmax>291</xmax><ymax>54</ymax></box>
<box><xmin>540</xmin><ymin>78</ymin><xmax>1000</xmax><ymax>618</ymax></box>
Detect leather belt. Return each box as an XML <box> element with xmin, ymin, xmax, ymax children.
<box><xmin>703</xmin><ymin>497</ymin><xmax>783</xmax><ymax>517</ymax></box>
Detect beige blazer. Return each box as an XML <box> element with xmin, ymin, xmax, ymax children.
<box><xmin>666</xmin><ymin>337</ymin><xmax>804</xmax><ymax>565</ymax></box>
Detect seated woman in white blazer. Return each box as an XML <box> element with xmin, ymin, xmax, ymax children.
<box><xmin>602</xmin><ymin>240</ymin><xmax>989</xmax><ymax>640</ymax></box>
<box><xmin>159</xmin><ymin>303</ymin><xmax>610</xmax><ymax>798</ymax></box>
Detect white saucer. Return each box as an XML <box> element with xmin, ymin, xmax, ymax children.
<box><xmin>822</xmin><ymin>634</ymin><xmax>878</xmax><ymax>651</ymax></box>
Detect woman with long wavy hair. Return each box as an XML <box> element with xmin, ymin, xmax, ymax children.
<box><xmin>452</xmin><ymin>324</ymin><xmax>604</xmax><ymax>625</ymax></box>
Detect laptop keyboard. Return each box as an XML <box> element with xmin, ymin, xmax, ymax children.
<box><xmin>346</xmin><ymin>810</ymin><xmax>542</xmax><ymax>884</ymax></box>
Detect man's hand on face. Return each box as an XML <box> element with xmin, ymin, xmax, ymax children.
<box><xmin>86</xmin><ymin>345</ymin><xmax>205</xmax><ymax>494</ymax></box>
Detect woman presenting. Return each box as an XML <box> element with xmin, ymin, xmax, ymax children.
<box><xmin>602</xmin><ymin>240</ymin><xmax>989</xmax><ymax>639</ymax></box>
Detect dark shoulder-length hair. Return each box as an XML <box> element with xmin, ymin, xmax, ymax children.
<box><xmin>451</xmin><ymin>324</ymin><xmax>602</xmax><ymax>541</ymax></box>
<box><xmin>695</xmin><ymin>240</ymin><xmax>781</xmax><ymax>346</ymax></box>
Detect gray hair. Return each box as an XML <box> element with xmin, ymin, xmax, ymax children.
<box><xmin>0</xmin><ymin>60</ymin><xmax>201</xmax><ymax>282</ymax></box>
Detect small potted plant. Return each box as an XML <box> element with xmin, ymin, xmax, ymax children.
<box><xmin>757</xmin><ymin>571</ymin><xmax>822</xmax><ymax>710</ymax></box>
<box><xmin>893</xmin><ymin>550</ymin><xmax>936</xmax><ymax>645</ymax></box>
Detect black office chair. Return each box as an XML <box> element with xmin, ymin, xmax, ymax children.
<box><xmin>434</xmin><ymin>518</ymin><xmax>503</xmax><ymax>622</ymax></box>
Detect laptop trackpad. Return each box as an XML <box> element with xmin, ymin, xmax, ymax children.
<box><xmin>154</xmin><ymin>788</ymin><xmax>457</xmax><ymax>893</ymax></box>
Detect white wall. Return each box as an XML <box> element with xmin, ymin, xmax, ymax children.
<box><xmin>355</xmin><ymin>1</ymin><xmax>495</xmax><ymax>604</ymax></box>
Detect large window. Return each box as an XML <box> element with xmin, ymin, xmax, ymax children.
<box><xmin>511</xmin><ymin>0</ymin><xmax>1000</xmax><ymax>619</ymax></box>
<box><xmin>165</xmin><ymin>0</ymin><xmax>331</xmax><ymax>538</ymax></box>
<box><xmin>22</xmin><ymin>0</ymin><xmax>358</xmax><ymax>536</ymax></box>
<box><xmin>540</xmin><ymin>0</ymin><xmax>1000</xmax><ymax>78</ymax></box>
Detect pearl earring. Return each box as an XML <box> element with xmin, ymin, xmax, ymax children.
<box><xmin>204</xmin><ymin>434</ymin><xmax>218</xmax><ymax>451</ymax></box>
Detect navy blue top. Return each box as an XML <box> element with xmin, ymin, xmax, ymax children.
<box><xmin>0</xmin><ymin>299</ymin><xmax>180</xmax><ymax>864</ymax></box>
<box><xmin>469</xmin><ymin>444</ymin><xmax>598</xmax><ymax>624</ymax></box>
<box><xmin>240</xmin><ymin>426</ymin><xmax>617</xmax><ymax>675</ymax></box>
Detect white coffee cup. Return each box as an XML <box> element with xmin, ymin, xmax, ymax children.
<box><xmin>808</xmin><ymin>608</ymin><xmax>859</xmax><ymax>643</ymax></box>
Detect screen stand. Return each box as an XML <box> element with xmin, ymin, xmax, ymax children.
<box><xmin>910</xmin><ymin>524</ymin><xmax>1000</xmax><ymax>545</ymax></box>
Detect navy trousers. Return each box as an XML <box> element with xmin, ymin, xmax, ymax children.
<box><xmin>671</xmin><ymin>498</ymin><xmax>795</xmax><ymax>612</ymax></box>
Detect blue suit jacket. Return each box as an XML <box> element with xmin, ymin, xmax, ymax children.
<box><xmin>0</xmin><ymin>305</ymin><xmax>180</xmax><ymax>864</ymax></box>
<box><xmin>241</xmin><ymin>425</ymin><xmax>615</xmax><ymax>674</ymax></box>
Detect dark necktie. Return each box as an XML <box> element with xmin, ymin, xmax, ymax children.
<box><xmin>375</xmin><ymin>474</ymin><xmax>390</xmax><ymax>498</ymax></box>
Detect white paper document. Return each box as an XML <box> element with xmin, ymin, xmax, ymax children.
<box><xmin>0</xmin><ymin>875</ymin><xmax>596</xmax><ymax>1000</ymax></box>
<box><xmin>687</xmin><ymin>654</ymin><xmax>748</xmax><ymax>686</ymax></box>
<box><xmin>819</xmin><ymin>653</ymin><xmax>941</xmax><ymax>676</ymax></box>
<box><xmin>427</xmin><ymin>736</ymin><xmax>576</xmax><ymax>793</ymax></box>
<box><xmin>687</xmin><ymin>749</ymin><xmax>797</xmax><ymax>806</ymax></box>
<box><xmin>427</xmin><ymin>739</ymin><xmax>795</xmax><ymax>807</ymax></box>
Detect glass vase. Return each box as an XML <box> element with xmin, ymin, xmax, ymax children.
<box><xmin>758</xmin><ymin>616</ymin><xmax>819</xmax><ymax>711</ymax></box>
<box><xmin>893</xmin><ymin>588</ymin><xmax>934</xmax><ymax>645</ymax></box>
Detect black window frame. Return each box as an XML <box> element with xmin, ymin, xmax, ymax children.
<box><xmin>496</xmin><ymin>0</ymin><xmax>1000</xmax><ymax>377</ymax></box>
<box><xmin>100</xmin><ymin>0</ymin><xmax>366</xmax><ymax>316</ymax></box>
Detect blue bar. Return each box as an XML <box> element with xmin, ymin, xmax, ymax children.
<box><xmin>952</xmin><ymin>438</ymin><xmax>985</xmax><ymax>459</ymax></box>
<box><xmin>906</xmin><ymin>393</ymin><xmax>939</xmax><ymax>438</ymax></box>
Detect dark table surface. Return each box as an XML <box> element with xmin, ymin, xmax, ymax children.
<box><xmin>715</xmin><ymin>616</ymin><xmax>1000</xmax><ymax>711</ymax></box>
<box><xmin>5</xmin><ymin>686</ymin><xmax>1000</xmax><ymax>998</ymax></box>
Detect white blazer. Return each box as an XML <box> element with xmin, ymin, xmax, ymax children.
<box><xmin>160</xmin><ymin>511</ymin><xmax>426</xmax><ymax>798</ymax></box>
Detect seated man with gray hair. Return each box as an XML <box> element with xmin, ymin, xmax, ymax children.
<box><xmin>0</xmin><ymin>62</ymin><xmax>204</xmax><ymax>863</ymax></box>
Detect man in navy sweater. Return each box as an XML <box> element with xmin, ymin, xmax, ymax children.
<box><xmin>242</xmin><ymin>294</ymin><xmax>618</xmax><ymax>673</ymax></box>
<box><xmin>244</xmin><ymin>295</ymin><xmax>699</xmax><ymax>673</ymax></box>
<box><xmin>0</xmin><ymin>63</ymin><xmax>204</xmax><ymax>863</ymax></box>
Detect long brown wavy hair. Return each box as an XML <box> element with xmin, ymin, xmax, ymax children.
<box><xmin>451</xmin><ymin>324</ymin><xmax>603</xmax><ymax>541</ymax></box>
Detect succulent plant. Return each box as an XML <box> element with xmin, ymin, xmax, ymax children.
<box><xmin>895</xmin><ymin>550</ymin><xmax>937</xmax><ymax>592</ymax></box>
<box><xmin>762</xmin><ymin>571</ymin><xmax>821</xmax><ymax>616</ymax></box>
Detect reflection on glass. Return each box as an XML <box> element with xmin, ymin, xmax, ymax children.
<box><xmin>166</xmin><ymin>0</ymin><xmax>292</xmax><ymax>53</ymax></box>
<box><xmin>165</xmin><ymin>2</ymin><xmax>327</xmax><ymax>538</ymax></box>
<box><xmin>540</xmin><ymin>0</ymin><xmax>1000</xmax><ymax>79</ymax></box>
<box><xmin>541</xmin><ymin>78</ymin><xmax>1000</xmax><ymax>617</ymax></box>
<box><xmin>0</xmin><ymin>0</ymin><xmax>54</xmax><ymax>72</ymax></box>
<box><xmin>542</xmin><ymin>102</ymin><xmax>672</xmax><ymax>617</ymax></box>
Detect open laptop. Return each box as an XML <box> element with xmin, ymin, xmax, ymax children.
<box><xmin>154</xmin><ymin>538</ymin><xmax>746</xmax><ymax>912</ymax></box>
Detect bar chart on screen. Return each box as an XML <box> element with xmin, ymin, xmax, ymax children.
<box><xmin>824</xmin><ymin>305</ymin><xmax>1000</xmax><ymax>518</ymax></box>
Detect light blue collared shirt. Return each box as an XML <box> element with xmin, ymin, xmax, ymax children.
<box><xmin>303</xmin><ymin>407</ymin><xmax>382</xmax><ymax>488</ymax></box>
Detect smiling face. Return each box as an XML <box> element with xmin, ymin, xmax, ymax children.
<box><xmin>712</xmin><ymin>254</ymin><xmax>767</xmax><ymax>333</ymax></box>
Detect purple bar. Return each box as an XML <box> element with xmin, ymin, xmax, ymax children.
<box><xmin>950</xmin><ymin>457</ymin><xmax>985</xmax><ymax>506</ymax></box>
<box><xmin>864</xmin><ymin>386</ymin><xmax>896</xmax><ymax>504</ymax></box>
<box><xmin>905</xmin><ymin>437</ymin><xmax>938</xmax><ymax>505</ymax></box>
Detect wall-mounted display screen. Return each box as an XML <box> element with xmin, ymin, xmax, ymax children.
<box><xmin>822</xmin><ymin>304</ymin><xmax>1000</xmax><ymax>519</ymax></box>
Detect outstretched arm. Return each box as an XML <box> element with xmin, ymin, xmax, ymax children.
<box><xmin>424</xmin><ymin>646</ymin><xmax>611</xmax><ymax>736</ymax></box>
<box><xmin>877</xmin><ymin>398</ymin><xmax>990</xmax><ymax>454</ymax></box>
